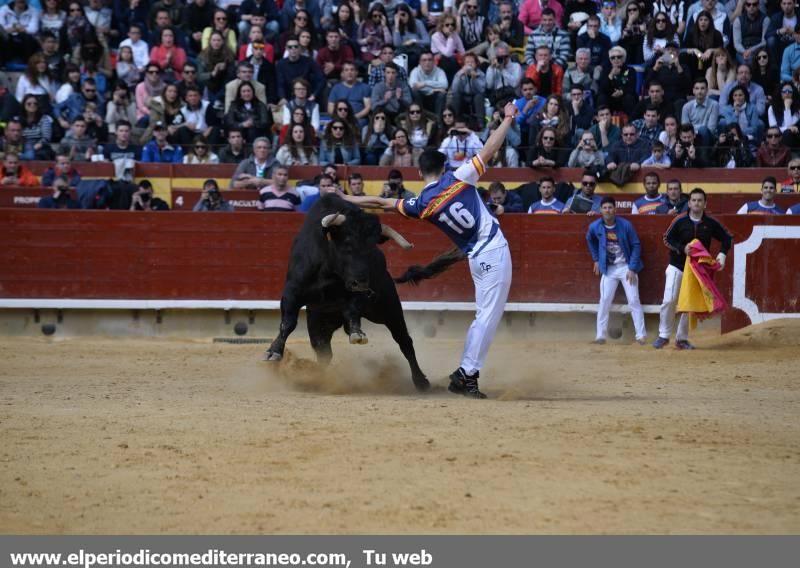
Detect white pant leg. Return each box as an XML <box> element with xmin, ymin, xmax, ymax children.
<box><xmin>460</xmin><ymin>245</ymin><xmax>512</xmax><ymax>375</ymax></box>
<box><xmin>675</xmin><ymin>311</ymin><xmax>690</xmax><ymax>341</ymax></box>
<box><xmin>596</xmin><ymin>265</ymin><xmax>622</xmax><ymax>340</ymax></box>
<box><xmin>658</xmin><ymin>264</ymin><xmax>683</xmax><ymax>340</ymax></box>
<box><xmin>619</xmin><ymin>268</ymin><xmax>647</xmax><ymax>340</ymax></box>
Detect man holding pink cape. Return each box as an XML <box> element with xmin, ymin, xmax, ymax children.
<box><xmin>654</xmin><ymin>188</ymin><xmax>733</xmax><ymax>350</ymax></box>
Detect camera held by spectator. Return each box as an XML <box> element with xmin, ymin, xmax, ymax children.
<box><xmin>381</xmin><ymin>180</ymin><xmax>403</xmax><ymax>198</ymax></box>
<box><xmin>380</xmin><ymin>170</ymin><xmax>415</xmax><ymax>199</ymax></box>
<box><xmin>130</xmin><ymin>179</ymin><xmax>170</xmax><ymax>211</ymax></box>
<box><xmin>194</xmin><ymin>179</ymin><xmax>235</xmax><ymax>212</ymax></box>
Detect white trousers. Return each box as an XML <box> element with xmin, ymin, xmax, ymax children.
<box><xmin>658</xmin><ymin>264</ymin><xmax>689</xmax><ymax>341</ymax></box>
<box><xmin>596</xmin><ymin>263</ymin><xmax>647</xmax><ymax>341</ymax></box>
<box><xmin>460</xmin><ymin>244</ymin><xmax>512</xmax><ymax>375</ymax></box>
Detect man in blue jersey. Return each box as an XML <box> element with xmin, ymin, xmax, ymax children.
<box><xmin>788</xmin><ymin>203</ymin><xmax>800</xmax><ymax>214</ymax></box>
<box><xmin>631</xmin><ymin>172</ymin><xmax>666</xmax><ymax>215</ymax></box>
<box><xmin>737</xmin><ymin>177</ymin><xmax>786</xmax><ymax>215</ymax></box>
<box><xmin>527</xmin><ymin>176</ymin><xmax>565</xmax><ymax>214</ymax></box>
<box><xmin>344</xmin><ymin>102</ymin><xmax>519</xmax><ymax>399</ymax></box>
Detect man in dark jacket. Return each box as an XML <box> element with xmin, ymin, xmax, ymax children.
<box><xmin>276</xmin><ymin>44</ymin><xmax>325</xmax><ymax>103</ymax></box>
<box><xmin>670</xmin><ymin>124</ymin><xmax>709</xmax><ymax>168</ymax></box>
<box><xmin>38</xmin><ymin>176</ymin><xmax>80</xmax><ymax>209</ymax></box>
<box><xmin>487</xmin><ymin>181</ymin><xmax>524</xmax><ymax>214</ymax></box>
<box><xmin>606</xmin><ymin>124</ymin><xmax>650</xmax><ymax>172</ymax></box>
<box><xmin>654</xmin><ymin>188</ymin><xmax>732</xmax><ymax>350</ymax></box>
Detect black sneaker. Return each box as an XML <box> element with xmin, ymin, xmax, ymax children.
<box><xmin>448</xmin><ymin>368</ymin><xmax>487</xmax><ymax>399</ymax></box>
<box><xmin>463</xmin><ymin>374</ymin><xmax>487</xmax><ymax>399</ymax></box>
<box><xmin>447</xmin><ymin>368</ymin><xmax>468</xmax><ymax>394</ymax></box>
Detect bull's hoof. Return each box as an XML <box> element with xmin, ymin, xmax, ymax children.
<box><xmin>263</xmin><ymin>350</ymin><xmax>283</xmax><ymax>362</ymax></box>
<box><xmin>349</xmin><ymin>332</ymin><xmax>368</xmax><ymax>345</ymax></box>
<box><xmin>413</xmin><ymin>377</ymin><xmax>431</xmax><ymax>392</ymax></box>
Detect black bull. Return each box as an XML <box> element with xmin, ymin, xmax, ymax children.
<box><xmin>263</xmin><ymin>194</ymin><xmax>463</xmax><ymax>392</ymax></box>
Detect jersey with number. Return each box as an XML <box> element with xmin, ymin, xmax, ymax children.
<box><xmin>737</xmin><ymin>201</ymin><xmax>786</xmax><ymax>215</ymax></box>
<box><xmin>528</xmin><ymin>198</ymin><xmax>565</xmax><ymax>214</ymax></box>
<box><xmin>788</xmin><ymin>204</ymin><xmax>800</xmax><ymax>215</ymax></box>
<box><xmin>632</xmin><ymin>194</ymin><xmax>666</xmax><ymax>215</ymax></box>
<box><xmin>395</xmin><ymin>156</ymin><xmax>506</xmax><ymax>257</ymax></box>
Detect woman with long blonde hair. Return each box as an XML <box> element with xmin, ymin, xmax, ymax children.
<box><xmin>706</xmin><ymin>48</ymin><xmax>735</xmax><ymax>98</ymax></box>
<box><xmin>430</xmin><ymin>14</ymin><xmax>464</xmax><ymax>82</ymax></box>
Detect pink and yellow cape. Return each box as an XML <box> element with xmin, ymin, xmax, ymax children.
<box><xmin>676</xmin><ymin>239</ymin><xmax>728</xmax><ymax>329</ymax></box>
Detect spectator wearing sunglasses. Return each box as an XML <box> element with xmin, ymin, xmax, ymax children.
<box><xmin>55</xmin><ymin>78</ymin><xmax>105</xmax><ymax>131</ymax></box>
<box><xmin>606</xmin><ymin>124</ymin><xmax>650</xmax><ymax>173</ymax></box>
<box><xmin>275</xmin><ymin>38</ymin><xmax>326</xmax><ymax>105</ymax></box>
<box><xmin>280</xmin><ymin>0</ymin><xmax>322</xmax><ymax>31</ymax></box>
<box><xmin>597</xmin><ymin>46</ymin><xmax>636</xmax><ymax>114</ymax></box>
<box><xmin>780</xmin><ymin>158</ymin><xmax>800</xmax><ymax>193</ymax></box>
<box><xmin>457</xmin><ymin>0</ymin><xmax>487</xmax><ymax>52</ymax></box>
<box><xmin>733</xmin><ymin>0</ymin><xmax>767</xmax><ymax>65</ymax></box>
<box><xmin>768</xmin><ymin>81</ymin><xmax>800</xmax><ymax>148</ymax></box>
<box><xmin>564</xmin><ymin>170</ymin><xmax>602</xmax><ymax>214</ymax></box>
<box><xmin>319</xmin><ymin>120</ymin><xmax>361</xmax><ymax>165</ymax></box>
<box><xmin>183</xmin><ymin>135</ymin><xmax>219</xmax><ymax>164</ymax></box>
<box><xmin>756</xmin><ymin>126</ymin><xmax>791</xmax><ymax>167</ymax></box>
<box><xmin>201</xmin><ymin>9</ymin><xmax>238</xmax><ymax>53</ymax></box>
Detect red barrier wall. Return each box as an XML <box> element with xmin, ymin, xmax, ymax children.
<box><xmin>1</xmin><ymin>211</ymin><xmax>798</xmax><ymax>333</ymax></box>
<box><xmin>13</xmin><ymin>161</ymin><xmax>791</xmax><ymax>182</ymax></box>
<box><xmin>6</xmin><ymin>186</ymin><xmax>799</xmax><ymax>214</ymax></box>
<box><xmin>168</xmin><ymin>189</ymin><xmax>800</xmax><ymax>214</ymax></box>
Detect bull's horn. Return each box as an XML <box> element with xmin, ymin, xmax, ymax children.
<box><xmin>321</xmin><ymin>213</ymin><xmax>346</xmax><ymax>228</ymax></box>
<box><xmin>381</xmin><ymin>224</ymin><xmax>414</xmax><ymax>250</ymax></box>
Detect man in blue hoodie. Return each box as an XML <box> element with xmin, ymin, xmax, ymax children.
<box><xmin>586</xmin><ymin>196</ymin><xmax>647</xmax><ymax>345</ymax></box>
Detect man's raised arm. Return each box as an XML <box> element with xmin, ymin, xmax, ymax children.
<box><xmin>478</xmin><ymin>102</ymin><xmax>519</xmax><ymax>168</ymax></box>
<box><xmin>343</xmin><ymin>195</ymin><xmax>398</xmax><ymax>209</ymax></box>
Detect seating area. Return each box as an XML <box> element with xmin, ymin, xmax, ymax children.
<box><xmin>1</xmin><ymin>161</ymin><xmax>798</xmax><ymax>214</ymax></box>
<box><xmin>3</xmin><ymin>0</ymin><xmax>800</xmax><ymax>176</ymax></box>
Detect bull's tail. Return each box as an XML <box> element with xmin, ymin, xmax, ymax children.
<box><xmin>394</xmin><ymin>247</ymin><xmax>466</xmax><ymax>285</ymax></box>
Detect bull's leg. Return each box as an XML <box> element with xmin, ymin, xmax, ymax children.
<box><xmin>383</xmin><ymin>307</ymin><xmax>430</xmax><ymax>392</ymax></box>
<box><xmin>343</xmin><ymin>296</ymin><xmax>368</xmax><ymax>345</ymax></box>
<box><xmin>264</xmin><ymin>294</ymin><xmax>302</xmax><ymax>361</ymax></box>
<box><xmin>307</xmin><ymin>311</ymin><xmax>342</xmax><ymax>366</ymax></box>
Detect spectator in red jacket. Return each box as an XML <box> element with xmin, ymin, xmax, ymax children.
<box><xmin>525</xmin><ymin>45</ymin><xmax>564</xmax><ymax>97</ymax></box>
<box><xmin>149</xmin><ymin>28</ymin><xmax>188</xmax><ymax>82</ymax></box>
<box><xmin>756</xmin><ymin>127</ymin><xmax>792</xmax><ymax>168</ymax></box>
<box><xmin>0</xmin><ymin>152</ymin><xmax>39</xmax><ymax>187</ymax></box>
<box><xmin>316</xmin><ymin>29</ymin><xmax>355</xmax><ymax>80</ymax></box>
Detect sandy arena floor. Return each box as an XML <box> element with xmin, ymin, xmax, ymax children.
<box><xmin>0</xmin><ymin>320</ymin><xmax>799</xmax><ymax>534</ymax></box>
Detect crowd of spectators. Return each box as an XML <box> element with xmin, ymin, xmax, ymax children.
<box><xmin>3</xmin><ymin>0</ymin><xmax>800</xmax><ymax>168</ymax></box>
<box><xmin>0</xmin><ymin>0</ymin><xmax>798</xmax><ymax>212</ymax></box>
